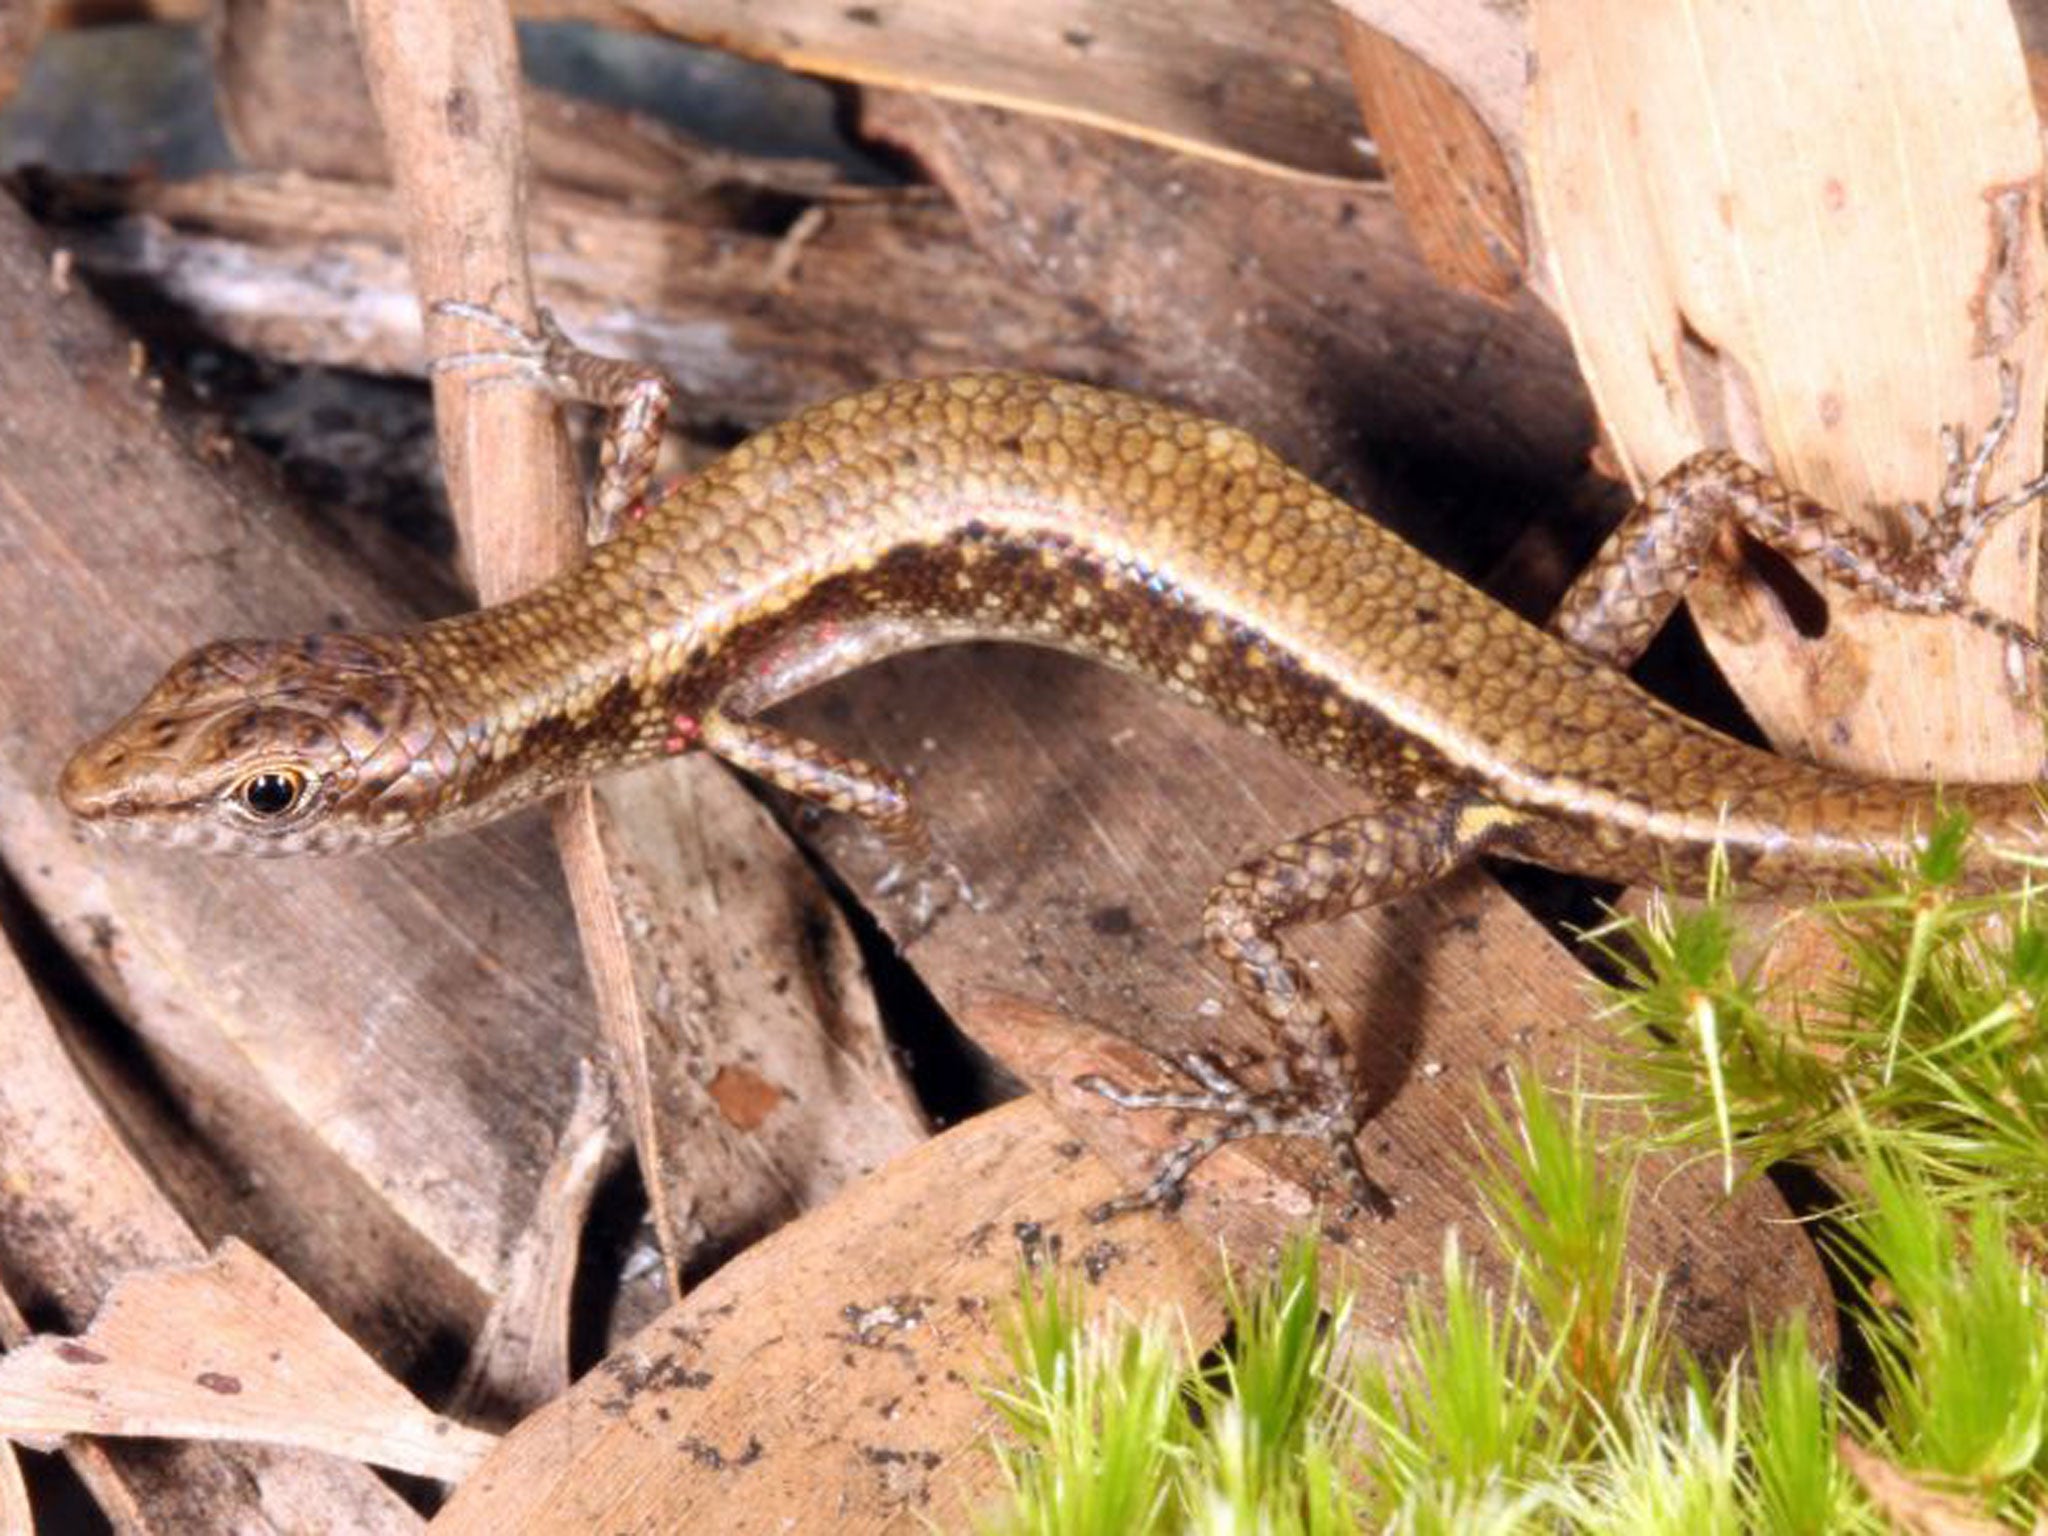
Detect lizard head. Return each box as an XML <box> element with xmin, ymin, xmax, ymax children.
<box><xmin>60</xmin><ymin>633</ymin><xmax>453</xmax><ymax>854</ymax></box>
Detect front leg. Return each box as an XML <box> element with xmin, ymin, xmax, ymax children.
<box><xmin>431</xmin><ymin>301</ymin><xmax>676</xmax><ymax>543</ymax></box>
<box><xmin>699</xmin><ymin>713</ymin><xmax>967</xmax><ymax>927</ymax></box>
<box><xmin>1081</xmin><ymin>788</ymin><xmax>1533</xmax><ymax>1220</ymax></box>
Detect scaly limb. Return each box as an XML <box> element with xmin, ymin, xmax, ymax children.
<box><xmin>1554</xmin><ymin>363</ymin><xmax>2048</xmax><ymax>672</ymax></box>
<box><xmin>1080</xmin><ymin>788</ymin><xmax>1533</xmax><ymax>1220</ymax></box>
<box><xmin>699</xmin><ymin>713</ymin><xmax>970</xmax><ymax>930</ymax></box>
<box><xmin>430</xmin><ymin>300</ymin><xmax>675</xmax><ymax>543</ymax></box>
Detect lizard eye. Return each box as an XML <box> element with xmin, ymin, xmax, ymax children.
<box><xmin>235</xmin><ymin>768</ymin><xmax>306</xmax><ymax>819</ymax></box>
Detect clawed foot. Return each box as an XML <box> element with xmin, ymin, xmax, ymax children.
<box><xmin>1928</xmin><ymin>363</ymin><xmax>2048</xmax><ymax>579</ymax></box>
<box><xmin>429</xmin><ymin>299</ymin><xmax>581</xmax><ymax>390</ymax></box>
<box><xmin>1075</xmin><ymin>1049</ymin><xmax>1391</xmax><ymax>1222</ymax></box>
<box><xmin>1898</xmin><ymin>362</ymin><xmax>2048</xmax><ymax>678</ymax></box>
<box><xmin>431</xmin><ymin>298</ymin><xmax>676</xmax><ymax>542</ymax></box>
<box><xmin>874</xmin><ymin>853</ymin><xmax>980</xmax><ymax>937</ymax></box>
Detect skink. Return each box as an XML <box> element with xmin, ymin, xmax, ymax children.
<box><xmin>59</xmin><ymin>318</ymin><xmax>2048</xmax><ymax>1212</ymax></box>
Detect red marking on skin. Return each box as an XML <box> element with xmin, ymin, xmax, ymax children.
<box><xmin>627</xmin><ymin>501</ymin><xmax>648</xmax><ymax>524</ymax></box>
<box><xmin>663</xmin><ymin>713</ymin><xmax>701</xmax><ymax>755</ymax></box>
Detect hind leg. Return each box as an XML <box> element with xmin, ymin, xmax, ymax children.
<box><xmin>1082</xmin><ymin>788</ymin><xmax>1532</xmax><ymax>1219</ymax></box>
<box><xmin>1553</xmin><ymin>365</ymin><xmax>2048</xmax><ymax>670</ymax></box>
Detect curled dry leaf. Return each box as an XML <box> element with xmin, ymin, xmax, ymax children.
<box><xmin>1329</xmin><ymin>0</ymin><xmax>1530</xmax><ymax>193</ymax></box>
<box><xmin>1336</xmin><ymin>13</ymin><xmax>1529</xmax><ymax>302</ymax></box>
<box><xmin>1528</xmin><ymin>0</ymin><xmax>2048</xmax><ymax>779</ymax></box>
<box><xmin>450</xmin><ymin>1061</ymin><xmax>622</xmax><ymax>1426</ymax></box>
<box><xmin>0</xmin><ymin>1240</ymin><xmax>496</xmax><ymax>1484</ymax></box>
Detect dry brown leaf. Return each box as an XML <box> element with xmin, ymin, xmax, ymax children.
<box><xmin>0</xmin><ymin>911</ymin><xmax>428</xmax><ymax>1529</ymax></box>
<box><xmin>1338</xmin><ymin>13</ymin><xmax>1528</xmax><ymax>301</ymax></box>
<box><xmin>56</xmin><ymin>0</ymin><xmax>1371</xmax><ymax>182</ymax></box>
<box><xmin>1332</xmin><ymin>0</ymin><xmax>1530</xmax><ymax>197</ymax></box>
<box><xmin>1528</xmin><ymin>0</ymin><xmax>2047</xmax><ymax>779</ymax></box>
<box><xmin>1837</xmin><ymin>1436</ymin><xmax>2024</xmax><ymax>1536</ymax></box>
<box><xmin>430</xmin><ymin>1098</ymin><xmax>1227</xmax><ymax>1534</ymax></box>
<box><xmin>451</xmin><ymin>1062</ymin><xmax>622</xmax><ymax>1425</ymax></box>
<box><xmin>0</xmin><ymin>1241</ymin><xmax>496</xmax><ymax>1483</ymax></box>
<box><xmin>582</xmin><ymin>764</ymin><xmax>928</xmax><ymax>1277</ymax></box>
<box><xmin>627</xmin><ymin>0</ymin><xmax>1367</xmax><ymax>184</ymax></box>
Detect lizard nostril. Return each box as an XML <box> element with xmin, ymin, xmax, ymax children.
<box><xmin>58</xmin><ymin>742</ymin><xmax>128</xmax><ymax>819</ymax></box>
<box><xmin>58</xmin><ymin>753</ymin><xmax>101</xmax><ymax>817</ymax></box>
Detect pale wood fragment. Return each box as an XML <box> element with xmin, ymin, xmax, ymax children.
<box><xmin>348</xmin><ymin>0</ymin><xmax>581</xmax><ymax>588</ymax></box>
<box><xmin>41</xmin><ymin>171</ymin><xmax>1128</xmax><ymax>422</ymax></box>
<box><xmin>449</xmin><ymin>1064</ymin><xmax>623</xmax><ymax>1426</ymax></box>
<box><xmin>0</xmin><ymin>1242</ymin><xmax>497</xmax><ymax>1483</ymax></box>
<box><xmin>0</xmin><ymin>1441</ymin><xmax>26</xmax><ymax>1536</ymax></box>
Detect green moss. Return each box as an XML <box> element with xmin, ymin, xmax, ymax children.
<box><xmin>977</xmin><ymin>823</ymin><xmax>2047</xmax><ymax>1532</ymax></box>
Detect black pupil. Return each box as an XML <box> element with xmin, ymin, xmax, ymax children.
<box><xmin>243</xmin><ymin>773</ymin><xmax>298</xmax><ymax>816</ymax></box>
